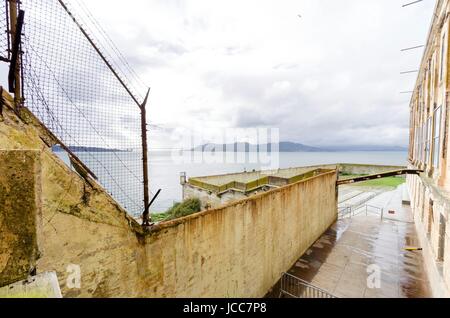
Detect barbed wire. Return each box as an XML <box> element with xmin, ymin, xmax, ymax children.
<box><xmin>72</xmin><ymin>0</ymin><xmax>148</xmax><ymax>93</ymax></box>
<box><xmin>65</xmin><ymin>0</ymin><xmax>146</xmax><ymax>102</ymax></box>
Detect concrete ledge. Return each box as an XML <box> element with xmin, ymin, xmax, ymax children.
<box><xmin>0</xmin><ymin>272</ymin><xmax>62</xmax><ymax>298</ymax></box>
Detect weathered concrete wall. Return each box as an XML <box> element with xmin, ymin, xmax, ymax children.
<box><xmin>1</xmin><ymin>92</ymin><xmax>145</xmax><ymax>297</ymax></box>
<box><xmin>1</xmin><ymin>89</ymin><xmax>337</xmax><ymax>297</ymax></box>
<box><xmin>183</xmin><ymin>163</ymin><xmax>404</xmax><ymax>210</ymax></box>
<box><xmin>143</xmin><ymin>170</ymin><xmax>338</xmax><ymax>297</ymax></box>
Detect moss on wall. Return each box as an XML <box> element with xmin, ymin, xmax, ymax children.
<box><xmin>0</xmin><ymin>151</ymin><xmax>40</xmax><ymax>287</ymax></box>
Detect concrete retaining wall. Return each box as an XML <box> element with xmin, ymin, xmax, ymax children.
<box><xmin>144</xmin><ymin>170</ymin><xmax>337</xmax><ymax>297</ymax></box>
<box><xmin>0</xmin><ymin>90</ymin><xmax>338</xmax><ymax>298</ymax></box>
<box><xmin>183</xmin><ymin>163</ymin><xmax>405</xmax><ymax>209</ymax></box>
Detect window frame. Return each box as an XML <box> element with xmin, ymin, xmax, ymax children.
<box><xmin>440</xmin><ymin>33</ymin><xmax>447</xmax><ymax>82</ymax></box>
<box><xmin>432</xmin><ymin>105</ymin><xmax>442</xmax><ymax>169</ymax></box>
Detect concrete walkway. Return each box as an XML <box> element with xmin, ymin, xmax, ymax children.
<box><xmin>269</xmin><ymin>185</ymin><xmax>432</xmax><ymax>298</ymax></box>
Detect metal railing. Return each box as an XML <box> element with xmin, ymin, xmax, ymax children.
<box><xmin>339</xmin><ymin>204</ymin><xmax>384</xmax><ymax>219</ymax></box>
<box><xmin>279</xmin><ymin>273</ymin><xmax>337</xmax><ymax>298</ymax></box>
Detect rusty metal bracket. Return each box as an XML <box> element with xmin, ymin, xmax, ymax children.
<box><xmin>142</xmin><ymin>189</ymin><xmax>161</xmax><ymax>227</ymax></box>
<box><xmin>0</xmin><ymin>86</ymin><xmax>4</xmax><ymax>115</ymax></box>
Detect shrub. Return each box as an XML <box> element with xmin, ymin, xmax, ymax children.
<box><xmin>169</xmin><ymin>198</ymin><xmax>202</xmax><ymax>219</ymax></box>
<box><xmin>153</xmin><ymin>198</ymin><xmax>202</xmax><ymax>222</ymax></box>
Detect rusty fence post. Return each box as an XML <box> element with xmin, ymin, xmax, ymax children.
<box><xmin>7</xmin><ymin>0</ymin><xmax>23</xmax><ymax>110</ymax></box>
<box><xmin>141</xmin><ymin>88</ymin><xmax>151</xmax><ymax>226</ymax></box>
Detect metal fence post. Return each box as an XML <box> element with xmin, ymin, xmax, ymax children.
<box><xmin>7</xmin><ymin>0</ymin><xmax>22</xmax><ymax>109</ymax></box>
<box><xmin>141</xmin><ymin>88</ymin><xmax>151</xmax><ymax>226</ymax></box>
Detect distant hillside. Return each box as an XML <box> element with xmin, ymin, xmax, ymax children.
<box><xmin>192</xmin><ymin>142</ymin><xmax>321</xmax><ymax>152</ymax></box>
<box><xmin>192</xmin><ymin>142</ymin><xmax>407</xmax><ymax>153</ymax></box>
<box><xmin>321</xmin><ymin>145</ymin><xmax>408</xmax><ymax>152</ymax></box>
<box><xmin>277</xmin><ymin>142</ymin><xmax>323</xmax><ymax>152</ymax></box>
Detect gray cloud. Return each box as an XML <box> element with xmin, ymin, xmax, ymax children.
<box><xmin>60</xmin><ymin>0</ymin><xmax>436</xmax><ymax>149</ymax></box>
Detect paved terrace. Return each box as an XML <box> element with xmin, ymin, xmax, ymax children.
<box><xmin>267</xmin><ymin>185</ymin><xmax>432</xmax><ymax>298</ymax></box>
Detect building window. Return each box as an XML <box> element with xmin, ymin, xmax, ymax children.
<box><xmin>415</xmin><ymin>126</ymin><xmax>420</xmax><ymax>160</ymax></box>
<box><xmin>421</xmin><ymin>123</ymin><xmax>423</xmax><ymax>164</ymax></box>
<box><xmin>425</xmin><ymin>117</ymin><xmax>432</xmax><ymax>166</ymax></box>
<box><xmin>419</xmin><ymin>124</ymin><xmax>424</xmax><ymax>163</ymax></box>
<box><xmin>431</xmin><ymin>54</ymin><xmax>436</xmax><ymax>100</ymax></box>
<box><xmin>433</xmin><ymin>106</ymin><xmax>442</xmax><ymax>169</ymax></box>
<box><xmin>440</xmin><ymin>33</ymin><xmax>447</xmax><ymax>82</ymax></box>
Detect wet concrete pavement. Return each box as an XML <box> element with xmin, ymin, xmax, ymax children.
<box><xmin>267</xmin><ymin>185</ymin><xmax>432</xmax><ymax>298</ymax></box>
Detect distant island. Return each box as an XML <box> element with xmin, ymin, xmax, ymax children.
<box><xmin>52</xmin><ymin>145</ymin><xmax>133</xmax><ymax>153</ymax></box>
<box><xmin>191</xmin><ymin>142</ymin><xmax>407</xmax><ymax>153</ymax></box>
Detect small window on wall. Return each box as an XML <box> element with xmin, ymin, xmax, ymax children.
<box><xmin>433</xmin><ymin>106</ymin><xmax>442</xmax><ymax>169</ymax></box>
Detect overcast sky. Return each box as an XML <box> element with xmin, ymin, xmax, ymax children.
<box><xmin>66</xmin><ymin>0</ymin><xmax>435</xmax><ymax>147</ymax></box>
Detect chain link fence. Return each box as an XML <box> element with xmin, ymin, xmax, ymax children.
<box><xmin>0</xmin><ymin>1</ymin><xmax>9</xmax><ymax>62</ymax></box>
<box><xmin>16</xmin><ymin>0</ymin><xmax>149</xmax><ymax>217</ymax></box>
